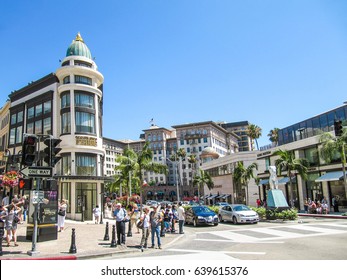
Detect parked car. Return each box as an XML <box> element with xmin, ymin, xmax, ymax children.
<box><xmin>185</xmin><ymin>206</ymin><xmax>219</xmax><ymax>227</ymax></box>
<box><xmin>218</xmin><ymin>204</ymin><xmax>259</xmax><ymax>224</ymax></box>
<box><xmin>214</xmin><ymin>202</ymin><xmax>229</xmax><ymax>207</ymax></box>
<box><xmin>145</xmin><ymin>200</ymin><xmax>158</xmax><ymax>207</ymax></box>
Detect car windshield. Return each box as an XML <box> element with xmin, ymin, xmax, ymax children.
<box><xmin>233</xmin><ymin>205</ymin><xmax>251</xmax><ymax>211</ymax></box>
<box><xmin>193</xmin><ymin>206</ymin><xmax>213</xmax><ymax>213</ymax></box>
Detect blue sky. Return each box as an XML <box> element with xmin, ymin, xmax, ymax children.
<box><xmin>1</xmin><ymin>0</ymin><xmax>347</xmax><ymax>148</ymax></box>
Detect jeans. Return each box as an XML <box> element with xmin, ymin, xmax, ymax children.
<box><xmin>151</xmin><ymin>226</ymin><xmax>161</xmax><ymax>246</ymax></box>
<box><xmin>179</xmin><ymin>220</ymin><xmax>184</xmax><ymax>234</ymax></box>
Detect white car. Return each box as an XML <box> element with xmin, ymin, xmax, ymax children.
<box><xmin>218</xmin><ymin>204</ymin><xmax>259</xmax><ymax>224</ymax></box>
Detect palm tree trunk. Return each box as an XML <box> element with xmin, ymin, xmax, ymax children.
<box><xmin>289</xmin><ymin>177</ymin><xmax>293</xmax><ymax>208</ymax></box>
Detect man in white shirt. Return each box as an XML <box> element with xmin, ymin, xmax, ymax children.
<box><xmin>177</xmin><ymin>202</ymin><xmax>185</xmax><ymax>234</ymax></box>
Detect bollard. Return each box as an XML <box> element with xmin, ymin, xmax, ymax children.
<box><xmin>127</xmin><ymin>220</ymin><xmax>132</xmax><ymax>237</ymax></box>
<box><xmin>103</xmin><ymin>221</ymin><xmax>110</xmax><ymax>241</ymax></box>
<box><xmin>69</xmin><ymin>228</ymin><xmax>77</xmax><ymax>254</ymax></box>
<box><xmin>110</xmin><ymin>224</ymin><xmax>117</xmax><ymax>247</ymax></box>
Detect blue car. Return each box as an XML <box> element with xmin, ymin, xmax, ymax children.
<box><xmin>186</xmin><ymin>206</ymin><xmax>219</xmax><ymax>227</ymax></box>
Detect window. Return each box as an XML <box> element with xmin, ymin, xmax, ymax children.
<box><xmin>75</xmin><ymin>92</ymin><xmax>95</xmax><ymax>109</ymax></box>
<box><xmin>17</xmin><ymin>111</ymin><xmax>23</xmax><ymax>123</ymax></box>
<box><xmin>75</xmin><ymin>111</ymin><xmax>95</xmax><ymax>133</ymax></box>
<box><xmin>10</xmin><ymin>114</ymin><xmax>16</xmax><ymax>125</ymax></box>
<box><xmin>63</xmin><ymin>76</ymin><xmax>70</xmax><ymax>84</ymax></box>
<box><xmin>62</xmin><ymin>154</ymin><xmax>71</xmax><ymax>175</ymax></box>
<box><xmin>28</xmin><ymin>107</ymin><xmax>34</xmax><ymax>119</ymax></box>
<box><xmin>35</xmin><ymin>104</ymin><xmax>42</xmax><ymax>117</ymax></box>
<box><xmin>43</xmin><ymin>117</ymin><xmax>51</xmax><ymax>135</ymax></box>
<box><xmin>304</xmin><ymin>147</ymin><xmax>319</xmax><ymax>167</ymax></box>
<box><xmin>61</xmin><ymin>92</ymin><xmax>70</xmax><ymax>108</ymax></box>
<box><xmin>61</xmin><ymin>112</ymin><xmax>71</xmax><ymax>133</ymax></box>
<box><xmin>15</xmin><ymin>126</ymin><xmax>22</xmax><ymax>144</ymax></box>
<box><xmin>35</xmin><ymin>120</ymin><xmax>42</xmax><ymax>134</ymax></box>
<box><xmin>75</xmin><ymin>154</ymin><xmax>97</xmax><ymax>176</ymax></box>
<box><xmin>44</xmin><ymin>101</ymin><xmax>51</xmax><ymax>114</ymax></box>
<box><xmin>27</xmin><ymin>122</ymin><xmax>34</xmax><ymax>134</ymax></box>
<box><xmin>75</xmin><ymin>75</ymin><xmax>92</xmax><ymax>85</ymax></box>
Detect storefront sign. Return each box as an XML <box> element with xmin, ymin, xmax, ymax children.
<box><xmin>75</xmin><ymin>136</ymin><xmax>97</xmax><ymax>147</ymax></box>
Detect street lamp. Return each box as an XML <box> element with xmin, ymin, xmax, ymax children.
<box><xmin>166</xmin><ymin>158</ymin><xmax>179</xmax><ymax>202</ymax></box>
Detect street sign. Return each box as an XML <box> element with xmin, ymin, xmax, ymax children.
<box><xmin>19</xmin><ymin>166</ymin><xmax>53</xmax><ymax>178</ymax></box>
<box><xmin>31</xmin><ymin>190</ymin><xmax>45</xmax><ymax>204</ymax></box>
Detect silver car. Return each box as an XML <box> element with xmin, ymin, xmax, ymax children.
<box><xmin>218</xmin><ymin>204</ymin><xmax>259</xmax><ymax>224</ymax></box>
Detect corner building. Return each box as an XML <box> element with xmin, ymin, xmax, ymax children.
<box><xmin>55</xmin><ymin>33</ymin><xmax>105</xmax><ymax>221</ymax></box>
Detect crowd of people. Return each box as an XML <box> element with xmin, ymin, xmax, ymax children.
<box><xmin>304</xmin><ymin>196</ymin><xmax>340</xmax><ymax>214</ymax></box>
<box><xmin>107</xmin><ymin>201</ymin><xmax>186</xmax><ymax>251</ymax></box>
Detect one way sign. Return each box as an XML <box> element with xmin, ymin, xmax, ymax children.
<box><xmin>19</xmin><ymin>166</ymin><xmax>53</xmax><ymax>178</ymax></box>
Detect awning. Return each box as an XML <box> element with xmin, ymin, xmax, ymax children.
<box><xmin>278</xmin><ymin>177</ymin><xmax>296</xmax><ymax>185</ymax></box>
<box><xmin>315</xmin><ymin>171</ymin><xmax>344</xmax><ymax>182</ymax></box>
<box><xmin>220</xmin><ymin>194</ymin><xmax>231</xmax><ymax>199</ymax></box>
<box><xmin>169</xmin><ymin>191</ymin><xmax>176</xmax><ymax>195</ymax></box>
<box><xmin>208</xmin><ymin>194</ymin><xmax>218</xmax><ymax>199</ymax></box>
<box><xmin>259</xmin><ymin>179</ymin><xmax>269</xmax><ymax>185</ymax></box>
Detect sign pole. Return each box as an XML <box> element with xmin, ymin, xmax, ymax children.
<box><xmin>27</xmin><ymin>178</ymin><xmax>41</xmax><ymax>256</ymax></box>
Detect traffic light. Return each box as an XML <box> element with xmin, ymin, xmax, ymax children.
<box><xmin>18</xmin><ymin>178</ymin><xmax>32</xmax><ymax>190</ymax></box>
<box><xmin>21</xmin><ymin>134</ymin><xmax>38</xmax><ymax>166</ymax></box>
<box><xmin>334</xmin><ymin>120</ymin><xmax>343</xmax><ymax>137</ymax></box>
<box><xmin>43</xmin><ymin>137</ymin><xmax>62</xmax><ymax>167</ymax></box>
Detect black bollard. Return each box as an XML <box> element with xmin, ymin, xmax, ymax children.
<box><xmin>127</xmin><ymin>220</ymin><xmax>132</xmax><ymax>237</ymax></box>
<box><xmin>110</xmin><ymin>224</ymin><xmax>117</xmax><ymax>247</ymax></box>
<box><xmin>100</xmin><ymin>212</ymin><xmax>103</xmax><ymax>224</ymax></box>
<box><xmin>103</xmin><ymin>221</ymin><xmax>110</xmax><ymax>241</ymax></box>
<box><xmin>69</xmin><ymin>228</ymin><xmax>77</xmax><ymax>254</ymax></box>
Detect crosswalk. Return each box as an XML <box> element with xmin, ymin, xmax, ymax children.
<box><xmin>195</xmin><ymin>222</ymin><xmax>347</xmax><ymax>243</ymax></box>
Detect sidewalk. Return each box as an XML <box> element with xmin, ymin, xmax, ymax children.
<box><xmin>0</xmin><ymin>218</ymin><xmax>183</xmax><ymax>260</ymax></box>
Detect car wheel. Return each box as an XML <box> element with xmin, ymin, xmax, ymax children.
<box><xmin>232</xmin><ymin>216</ymin><xmax>238</xmax><ymax>225</ymax></box>
<box><xmin>218</xmin><ymin>214</ymin><xmax>223</xmax><ymax>222</ymax></box>
<box><xmin>193</xmin><ymin>218</ymin><xmax>198</xmax><ymax>227</ymax></box>
<box><xmin>214</xmin><ymin>222</ymin><xmax>218</xmax><ymax>226</ymax></box>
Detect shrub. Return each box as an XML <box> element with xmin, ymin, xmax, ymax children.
<box><xmin>265</xmin><ymin>208</ymin><xmax>298</xmax><ymax>220</ymax></box>
<box><xmin>250</xmin><ymin>207</ymin><xmax>267</xmax><ymax>220</ymax></box>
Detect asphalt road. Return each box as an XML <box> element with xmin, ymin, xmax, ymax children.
<box><xmin>101</xmin><ymin>217</ymin><xmax>347</xmax><ymax>260</ymax></box>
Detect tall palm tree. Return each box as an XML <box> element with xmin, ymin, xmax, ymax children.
<box><xmin>193</xmin><ymin>169</ymin><xmax>214</xmax><ymax>202</ymax></box>
<box><xmin>187</xmin><ymin>154</ymin><xmax>198</xmax><ymax>190</ymax></box>
<box><xmin>274</xmin><ymin>149</ymin><xmax>308</xmax><ymax>207</ymax></box>
<box><xmin>175</xmin><ymin>148</ymin><xmax>186</xmax><ymax>189</ymax></box>
<box><xmin>320</xmin><ymin>128</ymin><xmax>347</xmax><ymax>198</ymax></box>
<box><xmin>268</xmin><ymin>127</ymin><xmax>280</xmax><ymax>146</ymax></box>
<box><xmin>233</xmin><ymin>161</ymin><xmax>258</xmax><ymax>205</ymax></box>
<box><xmin>247</xmin><ymin>123</ymin><xmax>262</xmax><ymax>150</ymax></box>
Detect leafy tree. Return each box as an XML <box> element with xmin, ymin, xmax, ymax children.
<box><xmin>247</xmin><ymin>123</ymin><xmax>262</xmax><ymax>150</ymax></box>
<box><xmin>233</xmin><ymin>161</ymin><xmax>258</xmax><ymax>205</ymax></box>
<box><xmin>319</xmin><ymin>128</ymin><xmax>347</xmax><ymax>198</ymax></box>
<box><xmin>268</xmin><ymin>127</ymin><xmax>280</xmax><ymax>145</ymax></box>
<box><xmin>274</xmin><ymin>149</ymin><xmax>308</xmax><ymax>207</ymax></box>
<box><xmin>193</xmin><ymin>169</ymin><xmax>214</xmax><ymax>202</ymax></box>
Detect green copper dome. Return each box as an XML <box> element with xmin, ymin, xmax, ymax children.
<box><xmin>66</xmin><ymin>33</ymin><xmax>92</xmax><ymax>59</ymax></box>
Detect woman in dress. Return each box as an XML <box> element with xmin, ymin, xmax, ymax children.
<box><xmin>58</xmin><ymin>199</ymin><xmax>68</xmax><ymax>232</ymax></box>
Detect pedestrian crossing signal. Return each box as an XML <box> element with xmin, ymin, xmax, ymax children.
<box><xmin>334</xmin><ymin>120</ymin><xmax>343</xmax><ymax>137</ymax></box>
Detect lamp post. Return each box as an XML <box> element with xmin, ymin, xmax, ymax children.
<box><xmin>166</xmin><ymin>158</ymin><xmax>179</xmax><ymax>202</ymax></box>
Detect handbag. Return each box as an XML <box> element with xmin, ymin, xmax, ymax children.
<box><xmin>13</xmin><ymin>214</ymin><xmax>20</xmax><ymax>223</ymax></box>
<box><xmin>136</xmin><ymin>219</ymin><xmax>144</xmax><ymax>229</ymax></box>
<box><xmin>58</xmin><ymin>209</ymin><xmax>66</xmax><ymax>216</ymax></box>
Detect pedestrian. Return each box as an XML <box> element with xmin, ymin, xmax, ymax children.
<box><xmin>2</xmin><ymin>192</ymin><xmax>10</xmax><ymax>206</ymax></box>
<box><xmin>22</xmin><ymin>195</ymin><xmax>29</xmax><ymax>222</ymax></box>
<box><xmin>332</xmin><ymin>196</ymin><xmax>339</xmax><ymax>213</ymax></box>
<box><xmin>57</xmin><ymin>199</ymin><xmax>68</xmax><ymax>232</ymax></box>
<box><xmin>139</xmin><ymin>207</ymin><xmax>150</xmax><ymax>252</ymax></box>
<box><xmin>256</xmin><ymin>199</ymin><xmax>261</xmax><ymax>208</ymax></box>
<box><xmin>128</xmin><ymin>203</ymin><xmax>140</xmax><ymax>234</ymax></box>
<box><xmin>93</xmin><ymin>205</ymin><xmax>101</xmax><ymax>224</ymax></box>
<box><xmin>3</xmin><ymin>202</ymin><xmax>21</xmax><ymax>247</ymax></box>
<box><xmin>150</xmin><ymin>205</ymin><xmax>163</xmax><ymax>249</ymax></box>
<box><xmin>113</xmin><ymin>203</ymin><xmax>127</xmax><ymax>246</ymax></box>
<box><xmin>177</xmin><ymin>202</ymin><xmax>185</xmax><ymax>234</ymax></box>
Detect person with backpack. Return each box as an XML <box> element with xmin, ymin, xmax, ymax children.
<box><xmin>113</xmin><ymin>203</ymin><xmax>128</xmax><ymax>246</ymax></box>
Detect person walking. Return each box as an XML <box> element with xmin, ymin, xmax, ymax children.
<box><xmin>3</xmin><ymin>202</ymin><xmax>21</xmax><ymax>247</ymax></box>
<box><xmin>177</xmin><ymin>202</ymin><xmax>185</xmax><ymax>234</ymax></box>
<box><xmin>58</xmin><ymin>199</ymin><xmax>68</xmax><ymax>232</ymax></box>
<box><xmin>113</xmin><ymin>203</ymin><xmax>127</xmax><ymax>246</ymax></box>
<box><xmin>93</xmin><ymin>205</ymin><xmax>101</xmax><ymax>224</ymax></box>
<box><xmin>332</xmin><ymin>196</ymin><xmax>339</xmax><ymax>213</ymax></box>
<box><xmin>139</xmin><ymin>207</ymin><xmax>150</xmax><ymax>252</ymax></box>
<box><xmin>150</xmin><ymin>205</ymin><xmax>163</xmax><ymax>249</ymax></box>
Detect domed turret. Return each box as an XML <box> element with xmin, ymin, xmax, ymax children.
<box><xmin>66</xmin><ymin>33</ymin><xmax>92</xmax><ymax>59</ymax></box>
<box><xmin>201</xmin><ymin>147</ymin><xmax>219</xmax><ymax>162</ymax></box>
